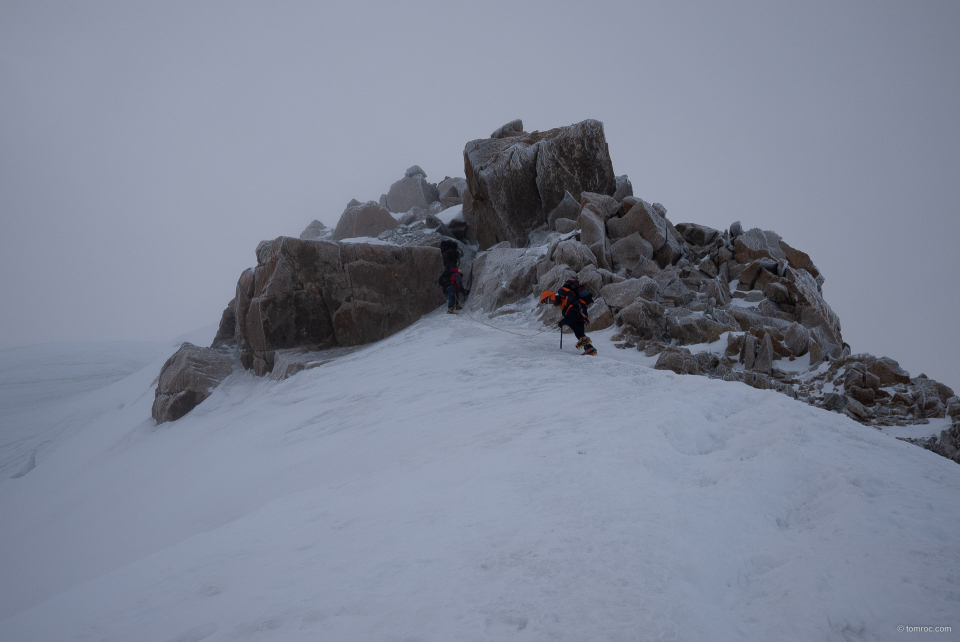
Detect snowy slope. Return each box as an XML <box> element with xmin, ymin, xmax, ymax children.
<box><xmin>1</xmin><ymin>311</ymin><xmax>958</xmax><ymax>641</ymax></box>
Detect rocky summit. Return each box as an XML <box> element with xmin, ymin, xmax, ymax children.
<box><xmin>151</xmin><ymin>118</ymin><xmax>959</xmax><ymax>467</ymax></box>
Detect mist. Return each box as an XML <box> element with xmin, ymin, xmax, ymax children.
<box><xmin>2</xmin><ymin>0</ymin><xmax>958</xmax><ymax>388</ymax></box>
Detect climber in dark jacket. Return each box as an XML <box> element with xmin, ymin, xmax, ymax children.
<box><xmin>439</xmin><ymin>267</ymin><xmax>468</xmax><ymax>313</ymax></box>
<box><xmin>540</xmin><ymin>279</ymin><xmax>597</xmax><ymax>355</ymax></box>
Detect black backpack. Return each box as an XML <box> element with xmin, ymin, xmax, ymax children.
<box><xmin>439</xmin><ymin>239</ymin><xmax>462</xmax><ymax>269</ymax></box>
<box><xmin>561</xmin><ymin>279</ymin><xmax>594</xmax><ymax>307</ymax></box>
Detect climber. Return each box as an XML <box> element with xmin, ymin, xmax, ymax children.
<box><xmin>439</xmin><ymin>265</ymin><xmax>468</xmax><ymax>314</ymax></box>
<box><xmin>439</xmin><ymin>238</ymin><xmax>462</xmax><ymax>269</ymax></box>
<box><xmin>540</xmin><ymin>279</ymin><xmax>597</xmax><ymax>355</ymax></box>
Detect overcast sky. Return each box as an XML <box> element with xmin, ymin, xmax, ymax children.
<box><xmin>1</xmin><ymin>0</ymin><xmax>958</xmax><ymax>389</ymax></box>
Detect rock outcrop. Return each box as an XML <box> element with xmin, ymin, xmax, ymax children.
<box><xmin>332</xmin><ymin>200</ymin><xmax>399</xmax><ymax>240</ymax></box>
<box><xmin>384</xmin><ymin>166</ymin><xmax>441</xmax><ymax>214</ymax></box>
<box><xmin>233</xmin><ymin>237</ymin><xmax>443</xmax><ymax>375</ymax></box>
<box><xmin>299</xmin><ymin>219</ymin><xmax>331</xmax><ymax>241</ymax></box>
<box><xmin>152</xmin><ymin>343</ymin><xmax>233</xmax><ymax>424</ymax></box>
<box><xmin>157</xmin><ymin>116</ymin><xmax>958</xmax><ymax>466</ymax></box>
<box><xmin>465</xmin><ymin>244</ymin><xmax>546</xmax><ymax>312</ymax></box>
<box><xmin>463</xmin><ymin>119</ymin><xmax>617</xmax><ymax>249</ymax></box>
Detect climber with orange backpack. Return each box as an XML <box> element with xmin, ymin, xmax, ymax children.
<box><xmin>540</xmin><ymin>279</ymin><xmax>598</xmax><ymax>355</ymax></box>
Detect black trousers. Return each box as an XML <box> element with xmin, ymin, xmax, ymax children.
<box><xmin>444</xmin><ymin>286</ymin><xmax>459</xmax><ymax>310</ymax></box>
<box><xmin>562</xmin><ymin>309</ymin><xmax>586</xmax><ymax>340</ymax></box>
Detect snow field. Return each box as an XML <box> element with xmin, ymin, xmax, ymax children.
<box><xmin>1</xmin><ymin>310</ymin><xmax>958</xmax><ymax>641</ymax></box>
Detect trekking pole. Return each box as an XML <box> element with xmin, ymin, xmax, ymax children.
<box><xmin>560</xmin><ymin>328</ymin><xmax>563</xmax><ymax>350</ymax></box>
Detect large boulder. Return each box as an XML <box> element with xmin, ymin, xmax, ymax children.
<box><xmin>788</xmin><ymin>267</ymin><xmax>843</xmax><ymax>350</ymax></box>
<box><xmin>869</xmin><ymin>356</ymin><xmax>911</xmax><ymax>386</ymax></box>
<box><xmin>599</xmin><ymin>277</ymin><xmax>657</xmax><ymax>309</ymax></box>
<box><xmin>235</xmin><ymin>237</ymin><xmax>444</xmax><ymax>373</ymax></box>
<box><xmin>437</xmin><ymin>176</ymin><xmax>468</xmax><ymax>201</ymax></box>
<box><xmin>580</xmin><ymin>192</ymin><xmax>620</xmax><ymax>220</ymax></box>
<box><xmin>613</xmin><ymin>175</ymin><xmax>633</xmax><ymax>201</ymax></box>
<box><xmin>152</xmin><ymin>343</ymin><xmax>233</xmax><ymax>424</ymax></box>
<box><xmin>537</xmin><ymin>263</ymin><xmax>577</xmax><ymax>295</ymax></box>
<box><xmin>578</xmin><ymin>205</ymin><xmax>611</xmax><ymax>270</ymax></box>
<box><xmin>664</xmin><ymin>311</ymin><xmax>737</xmax><ymax>346</ymax></box>
<box><xmin>674</xmin><ymin>223</ymin><xmax>719</xmax><ymax>247</ymax></box>
<box><xmin>607</xmin><ymin>199</ymin><xmax>681</xmax><ymax>267</ymax></box>
<box><xmin>587</xmin><ymin>298</ymin><xmax>614</xmax><ymax>331</ymax></box>
<box><xmin>780</xmin><ymin>240</ymin><xmax>821</xmax><ymax>280</ymax></box>
<box><xmin>547</xmin><ymin>191</ymin><xmax>581</xmax><ymax>230</ymax></box>
<box><xmin>463</xmin><ymin>119</ymin><xmax>617</xmax><ymax>248</ymax></box>
<box><xmin>465</xmin><ymin>245</ymin><xmax>546</xmax><ymax>313</ymax></box>
<box><xmin>610</xmin><ymin>233</ymin><xmax>654</xmax><ymax>272</ymax></box>
<box><xmin>384</xmin><ymin>168</ymin><xmax>441</xmax><ymax>214</ymax></box>
<box><xmin>655</xmin><ymin>349</ymin><xmax>699</xmax><ymax>375</ymax></box>
<box><xmin>491</xmin><ymin>119</ymin><xmax>525</xmax><ymax>139</ymax></box>
<box><xmin>299</xmin><ymin>219</ymin><xmax>330</xmax><ymax>241</ymax></box>
<box><xmin>733</xmin><ymin>228</ymin><xmax>787</xmax><ymax>264</ymax></box>
<box><xmin>552</xmin><ymin>240</ymin><xmax>598</xmax><ymax>272</ymax></box>
<box><xmin>332</xmin><ymin>201</ymin><xmax>399</xmax><ymax>240</ymax></box>
<box><xmin>619</xmin><ymin>298</ymin><xmax>666</xmax><ymax>340</ymax></box>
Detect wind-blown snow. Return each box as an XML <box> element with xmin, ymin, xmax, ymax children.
<box><xmin>436</xmin><ymin>203</ymin><xmax>463</xmax><ymax>225</ymax></box>
<box><xmin>1</xmin><ymin>310</ymin><xmax>958</xmax><ymax>641</ymax></box>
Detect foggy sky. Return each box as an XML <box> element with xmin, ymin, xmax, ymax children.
<box><xmin>2</xmin><ymin>1</ymin><xmax>958</xmax><ymax>389</ymax></box>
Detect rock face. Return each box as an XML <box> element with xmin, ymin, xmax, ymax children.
<box><xmin>465</xmin><ymin>244</ymin><xmax>545</xmax><ymax>312</ymax></box>
<box><xmin>152</xmin><ymin>343</ymin><xmax>233</xmax><ymax>424</ymax></box>
<box><xmin>211</xmin><ymin>298</ymin><xmax>237</xmax><ymax>348</ymax></box>
<box><xmin>234</xmin><ymin>237</ymin><xmax>444</xmax><ymax>374</ymax></box>
<box><xmin>463</xmin><ymin>119</ymin><xmax>617</xmax><ymax>249</ymax></box>
<box><xmin>332</xmin><ymin>201</ymin><xmax>399</xmax><ymax>240</ymax></box>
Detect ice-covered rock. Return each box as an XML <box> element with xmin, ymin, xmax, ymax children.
<box><xmin>299</xmin><ymin>219</ymin><xmax>331</xmax><ymax>241</ymax></box>
<box><xmin>578</xmin><ymin>204</ymin><xmax>611</xmax><ymax>270</ymax></box>
<box><xmin>210</xmin><ymin>298</ymin><xmax>237</xmax><ymax>348</ymax></box>
<box><xmin>490</xmin><ymin>118</ymin><xmax>525</xmax><ymax>139</ymax></box>
<box><xmin>554</xmin><ymin>218</ymin><xmax>577</xmax><ymax>234</ymax></box>
<box><xmin>610</xmin><ymin>232</ymin><xmax>654</xmax><ymax>272</ymax></box>
<box><xmin>579</xmin><ymin>192</ymin><xmax>620</xmax><ymax>221</ymax></box>
<box><xmin>233</xmin><ymin>237</ymin><xmax>443</xmax><ymax>373</ymax></box>
<box><xmin>384</xmin><ymin>169</ymin><xmax>440</xmax><ymax>214</ymax></box>
<box><xmin>547</xmin><ymin>191</ymin><xmax>580</xmax><ymax>230</ymax></box>
<box><xmin>152</xmin><ymin>343</ymin><xmax>233</xmax><ymax>424</ymax></box>
<box><xmin>600</xmin><ymin>277</ymin><xmax>656</xmax><ymax>309</ymax></box>
<box><xmin>733</xmin><ymin>228</ymin><xmax>787</xmax><ymax>264</ymax></box>
<box><xmin>675</xmin><ymin>223</ymin><xmax>719</xmax><ymax>247</ymax></box>
<box><xmin>613</xmin><ymin>174</ymin><xmax>633</xmax><ymax>201</ymax></box>
<box><xmin>332</xmin><ymin>201</ymin><xmax>399</xmax><ymax>241</ymax></box>
<box><xmin>552</xmin><ymin>239</ymin><xmax>598</xmax><ymax>272</ymax></box>
<box><xmin>465</xmin><ymin>245</ymin><xmax>544</xmax><ymax>313</ymax></box>
<box><xmin>463</xmin><ymin>119</ymin><xmax>617</xmax><ymax>248</ymax></box>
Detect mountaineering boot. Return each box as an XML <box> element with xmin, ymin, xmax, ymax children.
<box><xmin>575</xmin><ymin>336</ymin><xmax>591</xmax><ymax>350</ymax></box>
<box><xmin>582</xmin><ymin>341</ymin><xmax>598</xmax><ymax>356</ymax></box>
<box><xmin>447</xmin><ymin>308</ymin><xmax>456</xmax><ymax>314</ymax></box>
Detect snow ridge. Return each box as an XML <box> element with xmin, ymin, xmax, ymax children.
<box><xmin>1</xmin><ymin>312</ymin><xmax>958</xmax><ymax>641</ymax></box>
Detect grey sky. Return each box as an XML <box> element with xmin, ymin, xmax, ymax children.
<box><xmin>2</xmin><ymin>1</ymin><xmax>958</xmax><ymax>389</ymax></box>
